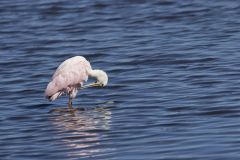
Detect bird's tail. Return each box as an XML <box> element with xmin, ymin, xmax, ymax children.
<box><xmin>45</xmin><ymin>80</ymin><xmax>63</xmax><ymax>101</ymax></box>
<box><xmin>47</xmin><ymin>91</ymin><xmax>63</xmax><ymax>101</ymax></box>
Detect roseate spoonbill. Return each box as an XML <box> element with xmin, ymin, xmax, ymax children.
<box><xmin>45</xmin><ymin>56</ymin><xmax>108</xmax><ymax>109</ymax></box>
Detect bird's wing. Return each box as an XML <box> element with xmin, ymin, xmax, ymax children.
<box><xmin>45</xmin><ymin>56</ymin><xmax>91</xmax><ymax>97</ymax></box>
<box><xmin>53</xmin><ymin>56</ymin><xmax>91</xmax><ymax>82</ymax></box>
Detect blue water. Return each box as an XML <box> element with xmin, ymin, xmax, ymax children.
<box><xmin>1</xmin><ymin>0</ymin><xmax>240</xmax><ymax>159</ymax></box>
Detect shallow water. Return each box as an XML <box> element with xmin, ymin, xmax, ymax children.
<box><xmin>1</xmin><ymin>0</ymin><xmax>240</xmax><ymax>159</ymax></box>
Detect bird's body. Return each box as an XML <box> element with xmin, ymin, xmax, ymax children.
<box><xmin>45</xmin><ymin>56</ymin><xmax>108</xmax><ymax>109</ymax></box>
<box><xmin>45</xmin><ymin>56</ymin><xmax>91</xmax><ymax>101</ymax></box>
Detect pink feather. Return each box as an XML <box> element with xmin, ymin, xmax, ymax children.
<box><xmin>45</xmin><ymin>56</ymin><xmax>91</xmax><ymax>101</ymax></box>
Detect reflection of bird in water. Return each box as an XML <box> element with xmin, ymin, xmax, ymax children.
<box><xmin>51</xmin><ymin>107</ymin><xmax>112</xmax><ymax>157</ymax></box>
<box><xmin>45</xmin><ymin>56</ymin><xmax>108</xmax><ymax>110</ymax></box>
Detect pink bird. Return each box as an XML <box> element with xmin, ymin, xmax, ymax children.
<box><xmin>45</xmin><ymin>56</ymin><xmax>108</xmax><ymax>109</ymax></box>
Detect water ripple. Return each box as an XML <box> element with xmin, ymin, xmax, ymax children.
<box><xmin>1</xmin><ymin>0</ymin><xmax>240</xmax><ymax>159</ymax></box>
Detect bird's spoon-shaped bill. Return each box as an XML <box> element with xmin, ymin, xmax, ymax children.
<box><xmin>79</xmin><ymin>83</ymin><xmax>101</xmax><ymax>89</ymax></box>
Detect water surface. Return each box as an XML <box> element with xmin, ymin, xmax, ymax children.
<box><xmin>1</xmin><ymin>0</ymin><xmax>240</xmax><ymax>159</ymax></box>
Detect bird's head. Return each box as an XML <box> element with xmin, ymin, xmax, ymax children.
<box><xmin>86</xmin><ymin>69</ymin><xmax>108</xmax><ymax>88</ymax></box>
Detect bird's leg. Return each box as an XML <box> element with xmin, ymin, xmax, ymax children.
<box><xmin>68</xmin><ymin>97</ymin><xmax>73</xmax><ymax>110</ymax></box>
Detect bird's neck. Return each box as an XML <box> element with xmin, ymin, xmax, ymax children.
<box><xmin>88</xmin><ymin>69</ymin><xmax>102</xmax><ymax>78</ymax></box>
